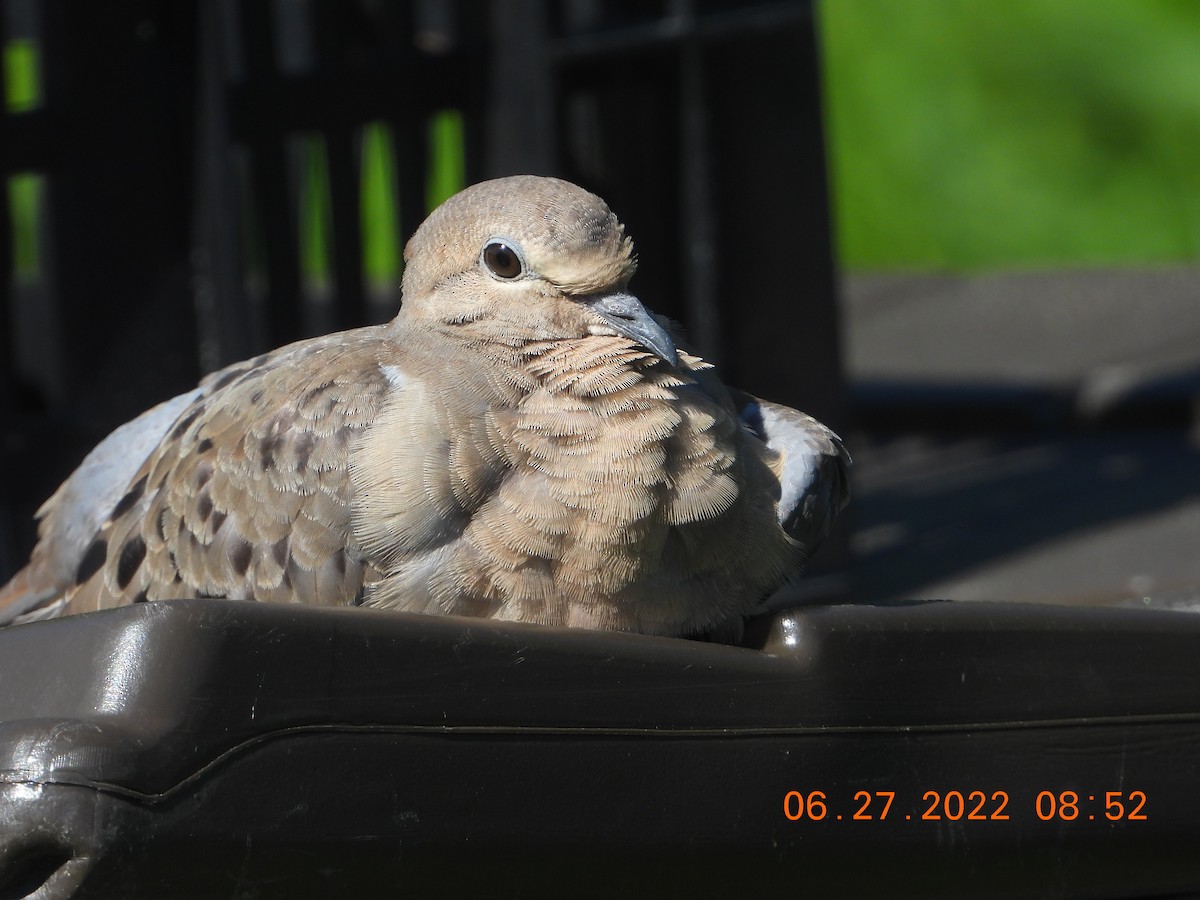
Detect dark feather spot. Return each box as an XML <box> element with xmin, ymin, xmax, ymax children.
<box><xmin>75</xmin><ymin>539</ymin><xmax>107</xmax><ymax>585</ymax></box>
<box><xmin>197</xmin><ymin>494</ymin><xmax>213</xmax><ymax>522</ymax></box>
<box><xmin>132</xmin><ymin>589</ymin><xmax>149</xmax><ymax>604</ymax></box>
<box><xmin>116</xmin><ymin>535</ymin><xmax>146</xmax><ymax>589</ymax></box>
<box><xmin>301</xmin><ymin>384</ymin><xmax>333</xmax><ymax>410</ymax></box>
<box><xmin>211</xmin><ymin>510</ymin><xmax>227</xmax><ymax>533</ymax></box>
<box><xmin>210</xmin><ymin>367</ymin><xmax>247</xmax><ymax>391</ymax></box>
<box><xmin>260</xmin><ymin>435</ymin><xmax>281</xmax><ymax>471</ymax></box>
<box><xmin>196</xmin><ymin>463</ymin><xmax>213</xmax><ymax>488</ymax></box>
<box><xmin>170</xmin><ymin>406</ymin><xmax>205</xmax><ymax>440</ymax></box>
<box><xmin>111</xmin><ymin>475</ymin><xmax>148</xmax><ymax>520</ymax></box>
<box><xmin>231</xmin><ymin>539</ymin><xmax>253</xmax><ymax>576</ymax></box>
<box><xmin>196</xmin><ymin>438</ymin><xmax>214</xmax><ymax>454</ymax></box>
<box><xmin>250</xmin><ymin>389</ymin><xmax>265</xmax><ymax>405</ymax></box>
<box><xmin>294</xmin><ymin>433</ymin><xmax>316</xmax><ymax>472</ymax></box>
<box><xmin>272</xmin><ymin>538</ymin><xmax>289</xmax><ymax>567</ymax></box>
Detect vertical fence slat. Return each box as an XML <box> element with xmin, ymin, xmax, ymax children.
<box><xmin>484</xmin><ymin>0</ymin><xmax>554</xmax><ymax>179</ymax></box>
<box><xmin>392</xmin><ymin>112</ymin><xmax>428</xmax><ymax>249</ymax></box>
<box><xmin>0</xmin><ymin>122</ymin><xmax>12</xmax><ymax>431</ymax></box>
<box><xmin>326</xmin><ymin>125</ymin><xmax>366</xmax><ymax>329</ymax></box>
<box><xmin>0</xmin><ymin>30</ymin><xmax>14</xmax><ymax>574</ymax></box>
<box><xmin>677</xmin><ymin>28</ymin><xmax>722</xmax><ymax>362</ymax></box>
<box><xmin>239</xmin><ymin>0</ymin><xmax>303</xmax><ymax>346</ymax></box>
<box><xmin>194</xmin><ymin>0</ymin><xmax>254</xmax><ymax>367</ymax></box>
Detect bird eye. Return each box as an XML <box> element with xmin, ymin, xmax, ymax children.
<box><xmin>482</xmin><ymin>241</ymin><xmax>524</xmax><ymax>279</ymax></box>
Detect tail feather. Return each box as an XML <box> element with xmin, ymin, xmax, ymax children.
<box><xmin>0</xmin><ymin>563</ymin><xmax>67</xmax><ymax>627</ymax></box>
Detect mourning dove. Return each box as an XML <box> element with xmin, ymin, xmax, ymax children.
<box><xmin>0</xmin><ymin>176</ymin><xmax>848</xmax><ymax>639</ymax></box>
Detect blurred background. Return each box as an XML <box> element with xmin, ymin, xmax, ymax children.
<box><xmin>2</xmin><ymin>0</ymin><xmax>1199</xmax><ymax>610</ymax></box>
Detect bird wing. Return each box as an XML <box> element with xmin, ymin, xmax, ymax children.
<box><xmin>1</xmin><ymin>329</ymin><xmax>401</xmax><ymax>623</ymax></box>
<box><xmin>733</xmin><ymin>391</ymin><xmax>851</xmax><ymax>562</ymax></box>
<box><xmin>0</xmin><ymin>389</ymin><xmax>203</xmax><ymax>625</ymax></box>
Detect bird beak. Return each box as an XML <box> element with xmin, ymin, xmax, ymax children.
<box><xmin>583</xmin><ymin>292</ymin><xmax>679</xmax><ymax>367</ymax></box>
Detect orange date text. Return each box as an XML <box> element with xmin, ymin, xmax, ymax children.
<box><xmin>782</xmin><ymin>790</ymin><xmax>1147</xmax><ymax>823</ymax></box>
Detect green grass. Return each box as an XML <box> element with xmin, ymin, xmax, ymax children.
<box><xmin>819</xmin><ymin>0</ymin><xmax>1200</xmax><ymax>269</ymax></box>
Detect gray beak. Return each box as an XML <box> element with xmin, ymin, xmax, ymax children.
<box><xmin>584</xmin><ymin>292</ymin><xmax>679</xmax><ymax>367</ymax></box>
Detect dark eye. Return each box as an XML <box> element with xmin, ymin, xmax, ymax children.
<box><xmin>482</xmin><ymin>241</ymin><xmax>523</xmax><ymax>279</ymax></box>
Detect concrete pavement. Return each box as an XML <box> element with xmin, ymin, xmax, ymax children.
<box><xmin>842</xmin><ymin>268</ymin><xmax>1200</xmax><ymax>609</ymax></box>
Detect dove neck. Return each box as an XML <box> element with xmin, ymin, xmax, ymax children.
<box><xmin>396</xmin><ymin>316</ymin><xmax>680</xmax><ymax>403</ymax></box>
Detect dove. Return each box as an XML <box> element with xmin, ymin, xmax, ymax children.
<box><xmin>0</xmin><ymin>175</ymin><xmax>848</xmax><ymax>639</ymax></box>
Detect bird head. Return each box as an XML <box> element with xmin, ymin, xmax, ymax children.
<box><xmin>398</xmin><ymin>175</ymin><xmax>678</xmax><ymax>366</ymax></box>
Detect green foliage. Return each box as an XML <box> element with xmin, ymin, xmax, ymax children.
<box><xmin>4</xmin><ymin>39</ymin><xmax>39</xmax><ymax>111</ymax></box>
<box><xmin>426</xmin><ymin>110</ymin><xmax>466</xmax><ymax>212</ymax></box>
<box><xmin>305</xmin><ymin>114</ymin><xmax>465</xmax><ymax>291</ymax></box>
<box><xmin>299</xmin><ymin>134</ymin><xmax>332</xmax><ymax>289</ymax></box>
<box><xmin>361</xmin><ymin>122</ymin><xmax>401</xmax><ymax>287</ymax></box>
<box><xmin>6</xmin><ymin>40</ymin><xmax>43</xmax><ymax>281</ymax></box>
<box><xmin>7</xmin><ymin>175</ymin><xmax>41</xmax><ymax>282</ymax></box>
<box><xmin>819</xmin><ymin>0</ymin><xmax>1200</xmax><ymax>269</ymax></box>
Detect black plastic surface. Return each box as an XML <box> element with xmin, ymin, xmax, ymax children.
<box><xmin>1</xmin><ymin>599</ymin><xmax>1199</xmax><ymax>898</ymax></box>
